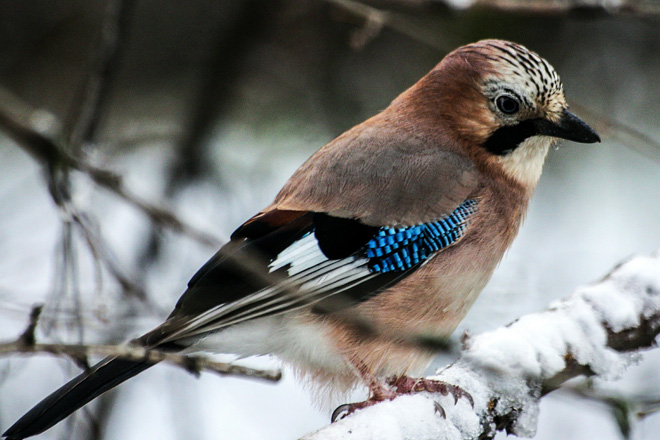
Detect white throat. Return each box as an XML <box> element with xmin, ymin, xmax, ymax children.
<box><xmin>497</xmin><ymin>135</ymin><xmax>554</xmax><ymax>188</ymax></box>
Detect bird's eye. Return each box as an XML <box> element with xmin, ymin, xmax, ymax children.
<box><xmin>496</xmin><ymin>95</ymin><xmax>520</xmax><ymax>115</ymax></box>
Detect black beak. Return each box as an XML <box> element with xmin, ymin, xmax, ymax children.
<box><xmin>534</xmin><ymin>109</ymin><xmax>600</xmax><ymax>144</ymax></box>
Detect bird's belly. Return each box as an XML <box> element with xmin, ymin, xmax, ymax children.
<box><xmin>186</xmin><ymin>314</ymin><xmax>352</xmax><ymax>378</ymax></box>
<box><xmin>365</xmin><ymin>251</ymin><xmax>496</xmax><ymax>336</ymax></box>
<box><xmin>316</xmin><ymin>240</ymin><xmax>502</xmax><ymax>379</ymax></box>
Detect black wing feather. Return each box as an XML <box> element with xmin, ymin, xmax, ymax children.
<box><xmin>174</xmin><ymin>210</ymin><xmax>388</xmax><ymax>318</ymax></box>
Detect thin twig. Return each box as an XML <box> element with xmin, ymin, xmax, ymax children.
<box><xmin>70</xmin><ymin>210</ymin><xmax>148</xmax><ymax>301</ymax></box>
<box><xmin>468</xmin><ymin>0</ymin><xmax>660</xmax><ymax>16</ymax></box>
<box><xmin>571</xmin><ymin>102</ymin><xmax>660</xmax><ymax>164</ymax></box>
<box><xmin>561</xmin><ymin>381</ymin><xmax>660</xmax><ymax>438</ymax></box>
<box><xmin>0</xmin><ymin>341</ymin><xmax>281</xmax><ymax>382</ymax></box>
<box><xmin>2</xmin><ymin>304</ymin><xmax>281</xmax><ymax>383</ymax></box>
<box><xmin>17</xmin><ymin>305</ymin><xmax>44</xmax><ymax>347</ymax></box>
<box><xmin>0</xmin><ymin>86</ymin><xmax>222</xmax><ymax>248</ymax></box>
<box><xmin>65</xmin><ymin>0</ymin><xmax>136</xmax><ymax>150</ymax></box>
<box><xmin>327</xmin><ymin>0</ymin><xmax>459</xmax><ymax>52</ymax></box>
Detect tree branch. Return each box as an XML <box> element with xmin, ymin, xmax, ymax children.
<box><xmin>0</xmin><ymin>342</ymin><xmax>281</xmax><ymax>382</ymax></box>
<box><xmin>351</xmin><ymin>0</ymin><xmax>660</xmax><ymax>16</ymax></box>
<box><xmin>571</xmin><ymin>102</ymin><xmax>660</xmax><ymax>165</ymax></box>
<box><xmin>302</xmin><ymin>252</ymin><xmax>660</xmax><ymax>439</ymax></box>
<box><xmin>463</xmin><ymin>0</ymin><xmax>660</xmax><ymax>16</ymax></box>
<box><xmin>0</xmin><ymin>305</ymin><xmax>281</xmax><ymax>383</ymax></box>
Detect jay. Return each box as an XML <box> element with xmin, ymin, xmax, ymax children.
<box><xmin>4</xmin><ymin>39</ymin><xmax>600</xmax><ymax>439</ymax></box>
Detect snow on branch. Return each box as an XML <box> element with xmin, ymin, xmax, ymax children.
<box><xmin>302</xmin><ymin>252</ymin><xmax>660</xmax><ymax>440</ymax></box>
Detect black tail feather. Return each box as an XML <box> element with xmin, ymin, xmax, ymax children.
<box><xmin>3</xmin><ymin>357</ymin><xmax>153</xmax><ymax>439</ymax></box>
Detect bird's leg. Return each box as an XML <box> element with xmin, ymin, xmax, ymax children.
<box><xmin>367</xmin><ymin>376</ymin><xmax>397</xmax><ymax>401</ymax></box>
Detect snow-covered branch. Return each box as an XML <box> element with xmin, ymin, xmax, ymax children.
<box><xmin>302</xmin><ymin>252</ymin><xmax>660</xmax><ymax>440</ymax></box>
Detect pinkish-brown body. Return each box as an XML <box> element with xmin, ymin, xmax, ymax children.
<box><xmin>267</xmin><ymin>42</ymin><xmax>544</xmax><ymax>389</ymax></box>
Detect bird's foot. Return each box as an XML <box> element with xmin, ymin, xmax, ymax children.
<box><xmin>331</xmin><ymin>376</ymin><xmax>472</xmax><ymax>422</ymax></box>
<box><xmin>387</xmin><ymin>375</ymin><xmax>474</xmax><ymax>420</ymax></box>
<box><xmin>385</xmin><ymin>375</ymin><xmax>474</xmax><ymax>407</ymax></box>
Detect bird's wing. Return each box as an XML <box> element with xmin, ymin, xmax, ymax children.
<box><xmin>144</xmin><ymin>124</ymin><xmax>481</xmax><ymax>346</ymax></box>
<box><xmin>144</xmin><ymin>200</ymin><xmax>479</xmax><ymax>346</ymax></box>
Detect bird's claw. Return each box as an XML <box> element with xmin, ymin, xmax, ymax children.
<box><xmin>433</xmin><ymin>401</ymin><xmax>447</xmax><ymax>419</ymax></box>
<box><xmin>331</xmin><ymin>376</ymin><xmax>473</xmax><ymax>423</ymax></box>
<box><xmin>331</xmin><ymin>400</ymin><xmax>379</xmax><ymax>422</ymax></box>
<box><xmin>331</xmin><ymin>380</ymin><xmax>397</xmax><ymax>422</ymax></box>
<box><xmin>386</xmin><ymin>375</ymin><xmax>474</xmax><ymax>408</ymax></box>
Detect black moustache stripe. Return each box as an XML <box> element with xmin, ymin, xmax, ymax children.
<box><xmin>483</xmin><ymin>119</ymin><xmax>542</xmax><ymax>156</ymax></box>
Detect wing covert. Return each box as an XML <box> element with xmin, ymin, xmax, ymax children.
<box><xmin>150</xmin><ymin>200</ymin><xmax>479</xmax><ymax>346</ymax></box>
<box><xmin>271</xmin><ymin>123</ymin><xmax>480</xmax><ymax>226</ymax></box>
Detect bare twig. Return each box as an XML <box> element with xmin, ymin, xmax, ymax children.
<box><xmin>347</xmin><ymin>4</ymin><xmax>385</xmax><ymax>50</ymax></box>
<box><xmin>637</xmin><ymin>399</ymin><xmax>660</xmax><ymax>419</ymax></box>
<box><xmin>17</xmin><ymin>305</ymin><xmax>44</xmax><ymax>347</ymax></box>
<box><xmin>1</xmin><ymin>304</ymin><xmax>281</xmax><ymax>383</ymax></box>
<box><xmin>466</xmin><ymin>0</ymin><xmax>660</xmax><ymax>16</ymax></box>
<box><xmin>0</xmin><ymin>86</ymin><xmax>222</xmax><ymax>248</ymax></box>
<box><xmin>561</xmin><ymin>381</ymin><xmax>660</xmax><ymax>439</ymax></box>
<box><xmin>70</xmin><ymin>211</ymin><xmax>143</xmax><ymax>301</ymax></box>
<box><xmin>0</xmin><ymin>342</ymin><xmax>281</xmax><ymax>382</ymax></box>
<box><xmin>65</xmin><ymin>0</ymin><xmax>136</xmax><ymax>150</ymax></box>
<box><xmin>571</xmin><ymin>102</ymin><xmax>660</xmax><ymax>164</ymax></box>
<box><xmin>327</xmin><ymin>0</ymin><xmax>459</xmax><ymax>52</ymax></box>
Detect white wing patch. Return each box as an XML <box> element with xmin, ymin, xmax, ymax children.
<box><xmin>162</xmin><ymin>233</ymin><xmax>376</xmax><ymax>342</ymax></box>
<box><xmin>162</xmin><ymin>200</ymin><xmax>479</xmax><ymax>344</ymax></box>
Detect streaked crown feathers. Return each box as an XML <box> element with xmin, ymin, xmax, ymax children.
<box><xmin>452</xmin><ymin>40</ymin><xmax>566</xmax><ymax>117</ymax></box>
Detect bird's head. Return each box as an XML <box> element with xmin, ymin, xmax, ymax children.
<box><xmin>400</xmin><ymin>39</ymin><xmax>600</xmax><ymax>189</ymax></box>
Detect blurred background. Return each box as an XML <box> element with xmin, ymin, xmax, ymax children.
<box><xmin>0</xmin><ymin>0</ymin><xmax>659</xmax><ymax>439</ymax></box>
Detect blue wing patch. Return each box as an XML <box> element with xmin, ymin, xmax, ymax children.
<box><xmin>174</xmin><ymin>200</ymin><xmax>479</xmax><ymax>328</ymax></box>
<box><xmin>365</xmin><ymin>199</ymin><xmax>478</xmax><ymax>273</ymax></box>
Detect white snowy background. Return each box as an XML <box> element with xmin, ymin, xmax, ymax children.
<box><xmin>1</xmin><ymin>1</ymin><xmax>659</xmax><ymax>439</ymax></box>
